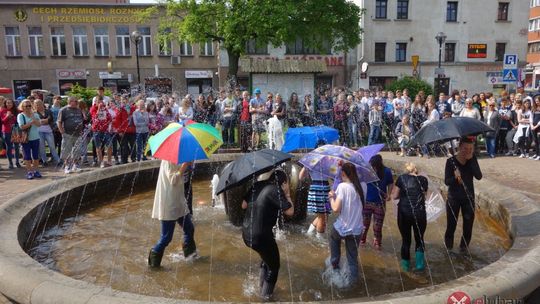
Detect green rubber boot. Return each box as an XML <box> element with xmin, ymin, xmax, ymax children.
<box><xmin>415</xmin><ymin>251</ymin><xmax>425</xmax><ymax>272</ymax></box>
<box><xmin>400</xmin><ymin>259</ymin><xmax>410</xmax><ymax>272</ymax></box>
<box><xmin>148</xmin><ymin>249</ymin><xmax>163</xmax><ymax>268</ymax></box>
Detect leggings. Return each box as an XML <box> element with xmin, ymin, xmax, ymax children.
<box><xmin>362</xmin><ymin>201</ymin><xmax>386</xmax><ymax>242</ymax></box>
<box><xmin>397</xmin><ymin>210</ymin><xmax>426</xmax><ymax>260</ymax></box>
<box><xmin>246</xmin><ymin>237</ymin><xmax>280</xmax><ymax>289</ymax></box>
<box><xmin>445</xmin><ymin>198</ymin><xmax>475</xmax><ymax>250</ymax></box>
<box><xmin>532</xmin><ymin>129</ymin><xmax>540</xmax><ymax>156</ymax></box>
<box><xmin>518</xmin><ymin>127</ymin><xmax>531</xmax><ymax>154</ymax></box>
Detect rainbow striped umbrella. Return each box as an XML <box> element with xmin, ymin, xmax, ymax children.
<box><xmin>149</xmin><ymin>121</ymin><xmax>223</xmax><ymax>164</ymax></box>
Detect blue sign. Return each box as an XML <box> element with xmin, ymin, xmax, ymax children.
<box><xmin>502</xmin><ymin>69</ymin><xmax>518</xmax><ymax>82</ymax></box>
<box><xmin>503</xmin><ymin>54</ymin><xmax>518</xmax><ymax>69</ymax></box>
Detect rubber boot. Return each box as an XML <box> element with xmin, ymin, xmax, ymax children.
<box><xmin>260</xmin><ymin>279</ymin><xmax>275</xmax><ymax>301</ymax></box>
<box><xmin>259</xmin><ymin>262</ymin><xmax>268</xmax><ymax>290</ymax></box>
<box><xmin>183</xmin><ymin>240</ymin><xmax>197</xmax><ymax>258</ymax></box>
<box><xmin>415</xmin><ymin>251</ymin><xmax>425</xmax><ymax>272</ymax></box>
<box><xmin>400</xmin><ymin>259</ymin><xmax>410</xmax><ymax>272</ymax></box>
<box><xmin>148</xmin><ymin>249</ymin><xmax>163</xmax><ymax>268</ymax></box>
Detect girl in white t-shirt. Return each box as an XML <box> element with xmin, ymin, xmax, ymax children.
<box><xmin>328</xmin><ymin>162</ymin><xmax>366</xmax><ymax>285</ymax></box>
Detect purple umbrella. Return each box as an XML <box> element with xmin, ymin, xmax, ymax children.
<box><xmin>299</xmin><ymin>145</ymin><xmax>379</xmax><ymax>184</ymax></box>
<box><xmin>358</xmin><ymin>144</ymin><xmax>385</xmax><ymax>162</ymax></box>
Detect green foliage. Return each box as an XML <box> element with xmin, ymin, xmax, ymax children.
<box><xmin>142</xmin><ymin>0</ymin><xmax>363</xmax><ymax>78</ymax></box>
<box><xmin>66</xmin><ymin>84</ymin><xmax>112</xmax><ymax>107</ymax></box>
<box><xmin>385</xmin><ymin>76</ymin><xmax>433</xmax><ymax>101</ymax></box>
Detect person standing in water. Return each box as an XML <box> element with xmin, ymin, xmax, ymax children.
<box><xmin>327</xmin><ymin>162</ymin><xmax>366</xmax><ymax>284</ymax></box>
<box><xmin>300</xmin><ymin>166</ymin><xmax>331</xmax><ymax>237</ymax></box>
<box><xmin>391</xmin><ymin>162</ymin><xmax>428</xmax><ymax>272</ymax></box>
<box><xmin>444</xmin><ymin>137</ymin><xmax>482</xmax><ymax>252</ymax></box>
<box><xmin>148</xmin><ymin>160</ymin><xmax>197</xmax><ymax>268</ymax></box>
<box><xmin>242</xmin><ymin>169</ymin><xmax>294</xmax><ymax>300</ymax></box>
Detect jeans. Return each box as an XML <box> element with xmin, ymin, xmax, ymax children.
<box><xmin>39</xmin><ymin>131</ymin><xmax>60</xmax><ymax>163</ymax></box>
<box><xmin>152</xmin><ymin>214</ymin><xmax>195</xmax><ymax>253</ymax></box>
<box><xmin>485</xmin><ymin>136</ymin><xmax>496</xmax><ymax>156</ymax></box>
<box><xmin>221</xmin><ymin>118</ymin><xmax>234</xmax><ymax>145</ymax></box>
<box><xmin>348</xmin><ymin>120</ymin><xmax>358</xmax><ymax>147</ymax></box>
<box><xmin>397</xmin><ymin>210</ymin><xmax>426</xmax><ymax>260</ymax></box>
<box><xmin>2</xmin><ymin>132</ymin><xmax>20</xmax><ymax>165</ymax></box>
<box><xmin>368</xmin><ymin>125</ymin><xmax>381</xmax><ymax>146</ymax></box>
<box><xmin>329</xmin><ymin>226</ymin><xmax>361</xmax><ymax>283</ymax></box>
<box><xmin>445</xmin><ymin>198</ymin><xmax>475</xmax><ymax>250</ymax></box>
<box><xmin>136</xmin><ymin>132</ymin><xmax>149</xmax><ymax>161</ymax></box>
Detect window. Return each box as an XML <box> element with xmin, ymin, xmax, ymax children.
<box><xmin>374</xmin><ymin>43</ymin><xmax>386</xmax><ymax>62</ymax></box>
<box><xmin>94</xmin><ymin>27</ymin><xmax>109</xmax><ymax>56</ymax></box>
<box><xmin>116</xmin><ymin>26</ymin><xmax>130</xmax><ymax>56</ymax></box>
<box><xmin>158</xmin><ymin>28</ymin><xmax>172</xmax><ymax>56</ymax></box>
<box><xmin>72</xmin><ymin>26</ymin><xmax>88</xmax><ymax>56</ymax></box>
<box><xmin>397</xmin><ymin>0</ymin><xmax>409</xmax><ymax>20</ymax></box>
<box><xmin>180</xmin><ymin>41</ymin><xmax>192</xmax><ymax>56</ymax></box>
<box><xmin>444</xmin><ymin>42</ymin><xmax>456</xmax><ymax>62</ymax></box>
<box><xmin>447</xmin><ymin>2</ymin><xmax>458</xmax><ymax>22</ymax></box>
<box><xmin>246</xmin><ymin>39</ymin><xmax>268</xmax><ymax>54</ymax></box>
<box><xmin>529</xmin><ymin>42</ymin><xmax>540</xmax><ymax>53</ymax></box>
<box><xmin>5</xmin><ymin>27</ymin><xmax>21</xmax><ymax>56</ymax></box>
<box><xmin>137</xmin><ymin>27</ymin><xmax>151</xmax><ymax>56</ymax></box>
<box><xmin>286</xmin><ymin>37</ymin><xmax>331</xmax><ymax>55</ymax></box>
<box><xmin>200</xmin><ymin>39</ymin><xmax>214</xmax><ymax>56</ymax></box>
<box><xmin>28</xmin><ymin>27</ymin><xmax>43</xmax><ymax>56</ymax></box>
<box><xmin>395</xmin><ymin>42</ymin><xmax>407</xmax><ymax>62</ymax></box>
<box><xmin>51</xmin><ymin>27</ymin><xmax>66</xmax><ymax>56</ymax></box>
<box><xmin>498</xmin><ymin>3</ymin><xmax>509</xmax><ymax>21</ymax></box>
<box><xmin>495</xmin><ymin>43</ymin><xmax>506</xmax><ymax>61</ymax></box>
<box><xmin>375</xmin><ymin>0</ymin><xmax>387</xmax><ymax>19</ymax></box>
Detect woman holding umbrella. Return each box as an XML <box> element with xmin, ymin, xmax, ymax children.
<box><xmin>241</xmin><ymin>169</ymin><xmax>294</xmax><ymax>300</ymax></box>
<box><xmin>300</xmin><ymin>166</ymin><xmax>332</xmax><ymax>237</ymax></box>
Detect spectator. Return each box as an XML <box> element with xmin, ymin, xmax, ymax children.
<box><xmin>78</xmin><ymin>100</ymin><xmax>94</xmax><ymax>166</ymax></box>
<box><xmin>193</xmin><ymin>94</ymin><xmax>207</xmax><ymax>123</ymax></box>
<box><xmin>271</xmin><ymin>94</ymin><xmax>286</xmax><ymax>123</ymax></box>
<box><xmin>450</xmin><ymin>92</ymin><xmax>464</xmax><ymax>117</ymax></box>
<box><xmin>497</xmin><ymin>97</ymin><xmax>512</xmax><ymax>155</ymax></box>
<box><xmin>368</xmin><ymin>104</ymin><xmax>382</xmax><ymax>145</ymax></box>
<box><xmin>301</xmin><ymin>94</ymin><xmax>315</xmax><ymax>126</ymax></box>
<box><xmin>436</xmin><ymin>93</ymin><xmax>451</xmax><ymax>118</ymax></box>
<box><xmin>250</xmin><ymin>88</ymin><xmax>266</xmax><ymax>150</ymax></box>
<box><xmin>460</xmin><ymin>98</ymin><xmax>481</xmax><ymax>120</ymax></box>
<box><xmin>514</xmin><ymin>98</ymin><xmax>532</xmax><ymax>158</ymax></box>
<box><xmin>316</xmin><ymin>94</ymin><xmax>333</xmax><ymax>127</ymax></box>
<box><xmin>530</xmin><ymin>96</ymin><xmax>540</xmax><ymax>160</ymax></box>
<box><xmin>92</xmin><ymin>86</ymin><xmax>111</xmax><ymax>106</ymax></box>
<box><xmin>287</xmin><ymin>92</ymin><xmax>300</xmax><ymax>128</ymax></box>
<box><xmin>393</xmin><ymin>90</ymin><xmax>405</xmax><ymax>124</ymax></box>
<box><xmin>50</xmin><ymin>96</ymin><xmax>63</xmax><ymax>156</ymax></box>
<box><xmin>58</xmin><ymin>96</ymin><xmax>84</xmax><ymax>174</ymax></box>
<box><xmin>221</xmin><ymin>91</ymin><xmax>236</xmax><ymax>147</ymax></box>
<box><xmin>147</xmin><ymin>101</ymin><xmax>163</xmax><ymax>136</ymax></box>
<box><xmin>34</xmin><ymin>99</ymin><xmax>60</xmax><ymax>166</ymax></box>
<box><xmin>505</xmin><ymin>99</ymin><xmax>521</xmax><ymax>156</ymax></box>
<box><xmin>17</xmin><ymin>99</ymin><xmax>42</xmax><ymax>179</ymax></box>
<box><xmin>333</xmin><ymin>93</ymin><xmax>349</xmax><ymax>145</ymax></box>
<box><xmin>159</xmin><ymin>101</ymin><xmax>176</xmax><ymax>127</ymax></box>
<box><xmin>395</xmin><ymin>114</ymin><xmax>414</xmax><ymax>157</ymax></box>
<box><xmin>90</xmin><ymin>98</ymin><xmax>113</xmax><ymax>167</ymax></box>
<box><xmin>410</xmin><ymin>95</ymin><xmax>426</xmax><ymax>132</ymax></box>
<box><xmin>115</xmin><ymin>97</ymin><xmax>136</xmax><ymax>164</ymax></box>
<box><xmin>178</xmin><ymin>98</ymin><xmax>194</xmax><ymax>122</ymax></box>
<box><xmin>239</xmin><ymin>91</ymin><xmax>252</xmax><ymax>153</ymax></box>
<box><xmin>133</xmin><ymin>100</ymin><xmax>150</xmax><ymax>162</ymax></box>
<box><xmin>348</xmin><ymin>94</ymin><xmax>362</xmax><ymax>148</ymax></box>
<box><xmin>483</xmin><ymin>100</ymin><xmax>501</xmax><ymax>158</ymax></box>
<box><xmin>0</xmin><ymin>99</ymin><xmax>21</xmax><ymax>168</ymax></box>
<box><xmin>205</xmin><ymin>94</ymin><xmax>217</xmax><ymax>126</ymax></box>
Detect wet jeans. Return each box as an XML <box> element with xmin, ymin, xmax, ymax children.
<box><xmin>152</xmin><ymin>214</ymin><xmax>195</xmax><ymax>253</ymax></box>
<box><xmin>329</xmin><ymin>226</ymin><xmax>361</xmax><ymax>283</ymax></box>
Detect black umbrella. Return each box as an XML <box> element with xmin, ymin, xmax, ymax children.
<box><xmin>409</xmin><ymin>117</ymin><xmax>494</xmax><ymax>147</ymax></box>
<box><xmin>215</xmin><ymin>149</ymin><xmax>293</xmax><ymax>195</ymax></box>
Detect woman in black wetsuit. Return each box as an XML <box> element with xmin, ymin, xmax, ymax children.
<box><xmin>241</xmin><ymin>169</ymin><xmax>294</xmax><ymax>300</ymax></box>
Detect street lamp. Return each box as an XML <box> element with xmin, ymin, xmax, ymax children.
<box><xmin>435</xmin><ymin>32</ymin><xmax>447</xmax><ymax>70</ymax></box>
<box><xmin>130</xmin><ymin>30</ymin><xmax>142</xmax><ymax>87</ymax></box>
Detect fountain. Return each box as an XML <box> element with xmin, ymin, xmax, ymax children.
<box><xmin>0</xmin><ymin>154</ymin><xmax>539</xmax><ymax>303</ymax></box>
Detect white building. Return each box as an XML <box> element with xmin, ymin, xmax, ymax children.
<box><xmin>356</xmin><ymin>0</ymin><xmax>529</xmax><ymax>95</ymax></box>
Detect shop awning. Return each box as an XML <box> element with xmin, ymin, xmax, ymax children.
<box><xmin>239</xmin><ymin>58</ymin><xmax>327</xmax><ymax>73</ymax></box>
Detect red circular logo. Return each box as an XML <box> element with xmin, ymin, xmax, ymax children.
<box><xmin>447</xmin><ymin>291</ymin><xmax>471</xmax><ymax>304</ymax></box>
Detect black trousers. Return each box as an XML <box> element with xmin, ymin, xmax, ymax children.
<box><xmin>110</xmin><ymin>133</ymin><xmax>120</xmax><ymax>161</ymax></box>
<box><xmin>245</xmin><ymin>238</ymin><xmax>280</xmax><ymax>291</ymax></box>
<box><xmin>184</xmin><ymin>175</ymin><xmax>193</xmax><ymax>215</ymax></box>
<box><xmin>119</xmin><ymin>133</ymin><xmax>136</xmax><ymax>163</ymax></box>
<box><xmin>496</xmin><ymin>129</ymin><xmax>508</xmax><ymax>154</ymax></box>
<box><xmin>397</xmin><ymin>210</ymin><xmax>426</xmax><ymax>260</ymax></box>
<box><xmin>445</xmin><ymin>198</ymin><xmax>475</xmax><ymax>250</ymax></box>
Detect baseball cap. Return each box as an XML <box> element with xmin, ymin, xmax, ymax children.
<box><xmin>254</xmin><ymin>88</ymin><xmax>261</xmax><ymax>94</ymax></box>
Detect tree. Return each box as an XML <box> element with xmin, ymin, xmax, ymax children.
<box><xmin>142</xmin><ymin>0</ymin><xmax>362</xmax><ymax>86</ymax></box>
<box><xmin>386</xmin><ymin>76</ymin><xmax>433</xmax><ymax>101</ymax></box>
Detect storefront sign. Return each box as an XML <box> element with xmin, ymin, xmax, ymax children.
<box><xmin>27</xmin><ymin>7</ymin><xmax>145</xmax><ymax>23</ymax></box>
<box><xmin>486</xmin><ymin>71</ymin><xmax>504</xmax><ymax>85</ymax></box>
<box><xmin>185</xmin><ymin>70</ymin><xmax>213</xmax><ymax>79</ymax></box>
<box><xmin>250</xmin><ymin>55</ymin><xmax>345</xmax><ymax>67</ymax></box>
<box><xmin>99</xmin><ymin>72</ymin><xmax>122</xmax><ymax>79</ymax></box>
<box><xmin>56</xmin><ymin>69</ymin><xmax>86</xmax><ymax>80</ymax></box>
<box><xmin>467</xmin><ymin>44</ymin><xmax>487</xmax><ymax>58</ymax></box>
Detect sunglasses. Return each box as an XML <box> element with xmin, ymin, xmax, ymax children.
<box><xmin>24</xmin><ymin>105</ymin><xmax>32</xmax><ymax>108</ymax></box>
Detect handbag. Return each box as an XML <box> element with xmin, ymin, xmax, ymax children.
<box><xmin>11</xmin><ymin>115</ymin><xmax>28</xmax><ymax>144</ymax></box>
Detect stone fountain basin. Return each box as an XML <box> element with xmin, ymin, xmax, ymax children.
<box><xmin>0</xmin><ymin>154</ymin><xmax>539</xmax><ymax>303</ymax></box>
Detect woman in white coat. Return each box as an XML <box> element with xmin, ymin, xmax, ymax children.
<box><xmin>148</xmin><ymin>160</ymin><xmax>197</xmax><ymax>268</ymax></box>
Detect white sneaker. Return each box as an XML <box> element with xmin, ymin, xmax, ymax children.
<box><xmin>535</xmin><ymin>156</ymin><xmax>540</xmax><ymax>161</ymax></box>
<box><xmin>71</xmin><ymin>165</ymin><xmax>82</xmax><ymax>173</ymax></box>
<box><xmin>100</xmin><ymin>162</ymin><xmax>106</xmax><ymax>168</ymax></box>
<box><xmin>529</xmin><ymin>154</ymin><xmax>537</xmax><ymax>160</ymax></box>
<box><xmin>519</xmin><ymin>154</ymin><xmax>525</xmax><ymax>158</ymax></box>
<box><xmin>64</xmin><ymin>167</ymin><xmax>71</xmax><ymax>174</ymax></box>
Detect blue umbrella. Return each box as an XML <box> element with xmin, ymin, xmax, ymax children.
<box><xmin>281</xmin><ymin>126</ymin><xmax>339</xmax><ymax>152</ymax></box>
<box><xmin>358</xmin><ymin>144</ymin><xmax>385</xmax><ymax>162</ymax></box>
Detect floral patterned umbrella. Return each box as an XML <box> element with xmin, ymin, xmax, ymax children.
<box><xmin>298</xmin><ymin>145</ymin><xmax>379</xmax><ymax>183</ymax></box>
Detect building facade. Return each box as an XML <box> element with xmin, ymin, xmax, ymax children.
<box><xmin>357</xmin><ymin>0</ymin><xmax>529</xmax><ymax>95</ymax></box>
<box><xmin>0</xmin><ymin>2</ymin><xmax>220</xmax><ymax>98</ymax></box>
<box><xmin>527</xmin><ymin>0</ymin><xmax>540</xmax><ymax>90</ymax></box>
